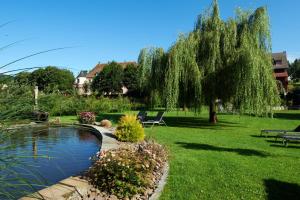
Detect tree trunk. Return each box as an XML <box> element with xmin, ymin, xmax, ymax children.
<box><xmin>209</xmin><ymin>100</ymin><xmax>217</xmax><ymax>124</ymax></box>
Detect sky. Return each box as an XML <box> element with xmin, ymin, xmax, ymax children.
<box><xmin>0</xmin><ymin>0</ymin><xmax>299</xmax><ymax>76</ymax></box>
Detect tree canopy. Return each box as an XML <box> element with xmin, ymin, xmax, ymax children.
<box><xmin>137</xmin><ymin>47</ymin><xmax>168</xmax><ymax>106</ymax></box>
<box><xmin>123</xmin><ymin>63</ymin><xmax>139</xmax><ymax>95</ymax></box>
<box><xmin>91</xmin><ymin>61</ymin><xmax>124</xmax><ymax>96</ymax></box>
<box><xmin>12</xmin><ymin>66</ymin><xmax>75</xmax><ymax>93</ymax></box>
<box><xmin>289</xmin><ymin>59</ymin><xmax>300</xmax><ymax>80</ymax></box>
<box><xmin>14</xmin><ymin>72</ymin><xmax>31</xmax><ymax>86</ymax></box>
<box><xmin>141</xmin><ymin>0</ymin><xmax>279</xmax><ymax>122</ymax></box>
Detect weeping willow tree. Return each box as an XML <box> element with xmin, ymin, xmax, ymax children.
<box><xmin>165</xmin><ymin>32</ymin><xmax>202</xmax><ymax>112</ymax></box>
<box><xmin>137</xmin><ymin>48</ymin><xmax>153</xmax><ymax>95</ymax></box>
<box><xmin>155</xmin><ymin>0</ymin><xmax>279</xmax><ymax>123</ymax></box>
<box><xmin>231</xmin><ymin>7</ymin><xmax>279</xmax><ymax>116</ymax></box>
<box><xmin>137</xmin><ymin>47</ymin><xmax>168</xmax><ymax>107</ymax></box>
<box><xmin>149</xmin><ymin>48</ymin><xmax>168</xmax><ymax>107</ymax></box>
<box><xmin>196</xmin><ymin>0</ymin><xmax>224</xmax><ymax>122</ymax></box>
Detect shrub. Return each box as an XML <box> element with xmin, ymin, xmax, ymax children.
<box><xmin>100</xmin><ymin>119</ymin><xmax>112</xmax><ymax>128</ymax></box>
<box><xmin>115</xmin><ymin>115</ymin><xmax>144</xmax><ymax>142</ymax></box>
<box><xmin>78</xmin><ymin>112</ymin><xmax>96</xmax><ymax>124</ymax></box>
<box><xmin>87</xmin><ymin>142</ymin><xmax>167</xmax><ymax>199</ymax></box>
<box><xmin>111</xmin><ymin>97</ymin><xmax>132</xmax><ymax>112</ymax></box>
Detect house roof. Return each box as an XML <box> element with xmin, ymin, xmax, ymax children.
<box><xmin>86</xmin><ymin>61</ymin><xmax>136</xmax><ymax>79</ymax></box>
<box><xmin>77</xmin><ymin>70</ymin><xmax>88</xmax><ymax>78</ymax></box>
<box><xmin>272</xmin><ymin>52</ymin><xmax>289</xmax><ymax>69</ymax></box>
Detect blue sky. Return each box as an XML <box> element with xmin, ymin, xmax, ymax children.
<box><xmin>0</xmin><ymin>0</ymin><xmax>299</xmax><ymax>76</ymax></box>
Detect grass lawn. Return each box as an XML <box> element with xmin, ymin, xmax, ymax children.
<box><xmin>145</xmin><ymin>111</ymin><xmax>300</xmax><ymax>200</ymax></box>
<box><xmin>49</xmin><ymin>115</ymin><xmax>78</xmax><ymax>124</ymax></box>
<box><xmin>57</xmin><ymin>110</ymin><xmax>300</xmax><ymax>199</ymax></box>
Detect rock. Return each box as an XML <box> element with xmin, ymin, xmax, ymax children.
<box><xmin>94</xmin><ymin>122</ymin><xmax>101</xmax><ymax>126</ymax></box>
<box><xmin>90</xmin><ymin>188</ymin><xmax>96</xmax><ymax>192</ymax></box>
<box><xmin>109</xmin><ymin>195</ymin><xmax>118</xmax><ymax>200</ymax></box>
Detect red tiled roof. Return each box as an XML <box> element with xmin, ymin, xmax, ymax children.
<box><xmin>272</xmin><ymin>52</ymin><xmax>289</xmax><ymax>69</ymax></box>
<box><xmin>86</xmin><ymin>61</ymin><xmax>136</xmax><ymax>79</ymax></box>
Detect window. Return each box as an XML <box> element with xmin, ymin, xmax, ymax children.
<box><xmin>275</xmin><ymin>60</ymin><xmax>282</xmax><ymax>65</ymax></box>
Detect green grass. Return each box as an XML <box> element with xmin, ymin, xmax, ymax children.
<box><xmin>144</xmin><ymin>111</ymin><xmax>300</xmax><ymax>200</ymax></box>
<box><xmin>49</xmin><ymin>115</ymin><xmax>78</xmax><ymax>124</ymax></box>
<box><xmin>56</xmin><ymin>110</ymin><xmax>300</xmax><ymax>199</ymax></box>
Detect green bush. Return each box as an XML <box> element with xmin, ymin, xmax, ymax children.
<box><xmin>87</xmin><ymin>142</ymin><xmax>167</xmax><ymax>199</ymax></box>
<box><xmin>38</xmin><ymin>94</ymin><xmax>132</xmax><ymax>116</ymax></box>
<box><xmin>111</xmin><ymin>97</ymin><xmax>132</xmax><ymax>112</ymax></box>
<box><xmin>39</xmin><ymin>94</ymin><xmax>85</xmax><ymax>116</ymax></box>
<box><xmin>0</xmin><ymin>84</ymin><xmax>33</xmax><ymax>121</ymax></box>
<box><xmin>115</xmin><ymin>115</ymin><xmax>144</xmax><ymax>142</ymax></box>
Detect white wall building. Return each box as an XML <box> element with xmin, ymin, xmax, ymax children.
<box><xmin>74</xmin><ymin>70</ymin><xmax>91</xmax><ymax>95</ymax></box>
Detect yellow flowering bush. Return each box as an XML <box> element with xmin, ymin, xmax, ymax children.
<box><xmin>115</xmin><ymin>115</ymin><xmax>144</xmax><ymax>142</ymax></box>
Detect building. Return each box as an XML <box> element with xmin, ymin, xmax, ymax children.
<box><xmin>86</xmin><ymin>61</ymin><xmax>136</xmax><ymax>81</ymax></box>
<box><xmin>272</xmin><ymin>52</ymin><xmax>289</xmax><ymax>92</ymax></box>
<box><xmin>74</xmin><ymin>70</ymin><xmax>90</xmax><ymax>95</ymax></box>
<box><xmin>74</xmin><ymin>61</ymin><xmax>136</xmax><ymax>95</ymax></box>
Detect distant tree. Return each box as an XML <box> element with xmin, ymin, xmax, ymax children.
<box><xmin>30</xmin><ymin>66</ymin><xmax>75</xmax><ymax>92</ymax></box>
<box><xmin>137</xmin><ymin>48</ymin><xmax>153</xmax><ymax>95</ymax></box>
<box><xmin>14</xmin><ymin>72</ymin><xmax>31</xmax><ymax>86</ymax></box>
<box><xmin>137</xmin><ymin>47</ymin><xmax>167</xmax><ymax>106</ymax></box>
<box><xmin>123</xmin><ymin>63</ymin><xmax>138</xmax><ymax>95</ymax></box>
<box><xmin>91</xmin><ymin>62</ymin><xmax>124</xmax><ymax>95</ymax></box>
<box><xmin>83</xmin><ymin>81</ymin><xmax>91</xmax><ymax>94</ymax></box>
<box><xmin>0</xmin><ymin>74</ymin><xmax>13</xmax><ymax>84</ymax></box>
<box><xmin>289</xmin><ymin>59</ymin><xmax>300</xmax><ymax>80</ymax></box>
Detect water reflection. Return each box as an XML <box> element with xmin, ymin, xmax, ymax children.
<box><xmin>0</xmin><ymin>126</ymin><xmax>101</xmax><ymax>199</ymax></box>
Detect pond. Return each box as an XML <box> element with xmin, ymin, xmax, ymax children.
<box><xmin>0</xmin><ymin>126</ymin><xmax>101</xmax><ymax>199</ymax></box>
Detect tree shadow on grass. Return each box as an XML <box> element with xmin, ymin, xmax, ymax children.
<box><xmin>264</xmin><ymin>179</ymin><xmax>300</xmax><ymax>200</ymax></box>
<box><xmin>176</xmin><ymin>142</ymin><xmax>270</xmax><ymax>157</ymax></box>
<box><xmin>163</xmin><ymin>116</ymin><xmax>243</xmax><ymax>130</ymax></box>
<box><xmin>270</xmin><ymin>144</ymin><xmax>300</xmax><ymax>149</ymax></box>
<box><xmin>266</xmin><ymin>139</ymin><xmax>300</xmax><ymax>146</ymax></box>
<box><xmin>96</xmin><ymin>113</ymin><xmax>243</xmax><ymax>130</ymax></box>
<box><xmin>273</xmin><ymin>112</ymin><xmax>300</xmax><ymax>121</ymax></box>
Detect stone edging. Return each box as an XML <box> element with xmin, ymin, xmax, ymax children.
<box><xmin>149</xmin><ymin>163</ymin><xmax>169</xmax><ymax>200</ymax></box>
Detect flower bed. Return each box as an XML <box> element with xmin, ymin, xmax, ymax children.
<box><xmin>78</xmin><ymin>112</ymin><xmax>96</xmax><ymax>124</ymax></box>
<box><xmin>86</xmin><ymin>141</ymin><xmax>168</xmax><ymax>199</ymax></box>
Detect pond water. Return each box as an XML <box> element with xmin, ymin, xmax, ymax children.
<box><xmin>0</xmin><ymin>126</ymin><xmax>101</xmax><ymax>199</ymax></box>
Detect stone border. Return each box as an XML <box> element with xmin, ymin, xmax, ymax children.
<box><xmin>19</xmin><ymin>125</ymin><xmax>120</xmax><ymax>200</ymax></box>
<box><xmin>149</xmin><ymin>163</ymin><xmax>169</xmax><ymax>200</ymax></box>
